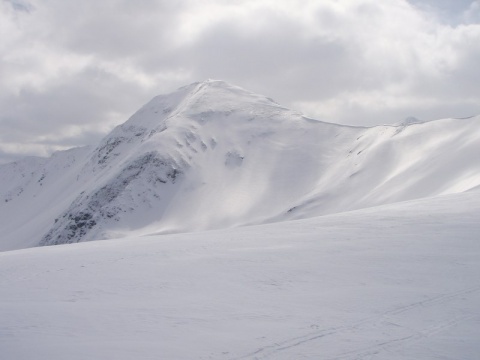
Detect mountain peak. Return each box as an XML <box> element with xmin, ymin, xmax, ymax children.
<box><xmin>120</xmin><ymin>80</ymin><xmax>283</xmax><ymax>132</ymax></box>
<box><xmin>2</xmin><ymin>81</ymin><xmax>480</xmax><ymax>251</ymax></box>
<box><xmin>190</xmin><ymin>78</ymin><xmax>229</xmax><ymax>87</ymax></box>
<box><xmin>177</xmin><ymin>79</ymin><xmax>278</xmax><ymax>106</ymax></box>
<box><xmin>182</xmin><ymin>79</ymin><xmax>243</xmax><ymax>90</ymax></box>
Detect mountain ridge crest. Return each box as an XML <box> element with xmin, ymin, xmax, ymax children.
<box><xmin>0</xmin><ymin>81</ymin><xmax>479</xmax><ymax>250</ymax></box>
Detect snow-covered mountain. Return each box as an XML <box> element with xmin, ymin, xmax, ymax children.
<box><xmin>2</xmin><ymin>80</ymin><xmax>480</xmax><ymax>359</ymax></box>
<box><xmin>1</xmin><ymin>80</ymin><xmax>480</xmax><ymax>250</ymax></box>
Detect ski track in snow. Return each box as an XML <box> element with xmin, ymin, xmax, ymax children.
<box><xmin>1</xmin><ymin>190</ymin><xmax>480</xmax><ymax>359</ymax></box>
<box><xmin>235</xmin><ymin>286</ymin><xmax>480</xmax><ymax>360</ymax></box>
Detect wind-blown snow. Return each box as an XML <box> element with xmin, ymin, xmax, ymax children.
<box><xmin>1</xmin><ymin>190</ymin><xmax>479</xmax><ymax>359</ymax></box>
<box><xmin>1</xmin><ymin>80</ymin><xmax>480</xmax><ymax>250</ymax></box>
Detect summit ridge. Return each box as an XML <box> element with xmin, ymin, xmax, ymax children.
<box><xmin>1</xmin><ymin>81</ymin><xmax>479</xmax><ymax>250</ymax></box>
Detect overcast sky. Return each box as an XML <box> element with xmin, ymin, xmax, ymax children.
<box><xmin>1</xmin><ymin>0</ymin><xmax>479</xmax><ymax>163</ymax></box>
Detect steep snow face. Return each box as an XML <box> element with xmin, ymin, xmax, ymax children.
<box><xmin>1</xmin><ymin>80</ymin><xmax>480</xmax><ymax>250</ymax></box>
<box><xmin>282</xmin><ymin>116</ymin><xmax>480</xmax><ymax>220</ymax></box>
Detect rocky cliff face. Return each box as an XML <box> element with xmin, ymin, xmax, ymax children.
<box><xmin>39</xmin><ymin>151</ymin><xmax>184</xmax><ymax>245</ymax></box>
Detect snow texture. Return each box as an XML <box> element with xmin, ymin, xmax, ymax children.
<box><xmin>1</xmin><ymin>190</ymin><xmax>479</xmax><ymax>359</ymax></box>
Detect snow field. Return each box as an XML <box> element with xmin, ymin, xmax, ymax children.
<box><xmin>1</xmin><ymin>190</ymin><xmax>479</xmax><ymax>359</ymax></box>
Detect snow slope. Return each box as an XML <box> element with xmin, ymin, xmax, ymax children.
<box><xmin>1</xmin><ymin>190</ymin><xmax>479</xmax><ymax>360</ymax></box>
<box><xmin>1</xmin><ymin>80</ymin><xmax>480</xmax><ymax>250</ymax></box>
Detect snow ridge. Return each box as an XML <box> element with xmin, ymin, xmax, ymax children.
<box><xmin>1</xmin><ymin>80</ymin><xmax>480</xmax><ymax>250</ymax></box>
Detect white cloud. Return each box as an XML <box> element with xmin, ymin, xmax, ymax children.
<box><xmin>1</xmin><ymin>0</ymin><xmax>479</xmax><ymax>163</ymax></box>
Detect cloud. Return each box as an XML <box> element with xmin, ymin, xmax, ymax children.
<box><xmin>406</xmin><ymin>0</ymin><xmax>475</xmax><ymax>24</ymax></box>
<box><xmin>4</xmin><ymin>0</ymin><xmax>33</xmax><ymax>13</ymax></box>
<box><xmin>0</xmin><ymin>0</ymin><xmax>479</xmax><ymax>163</ymax></box>
<box><xmin>463</xmin><ymin>0</ymin><xmax>480</xmax><ymax>23</ymax></box>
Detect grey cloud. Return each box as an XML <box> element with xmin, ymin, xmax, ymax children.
<box><xmin>4</xmin><ymin>0</ymin><xmax>33</xmax><ymax>13</ymax></box>
<box><xmin>0</xmin><ymin>149</ymin><xmax>24</xmax><ymax>165</ymax></box>
<box><xmin>182</xmin><ymin>22</ymin><xmax>356</xmax><ymax>99</ymax></box>
<box><xmin>0</xmin><ymin>64</ymin><xmax>150</xmax><ymax>142</ymax></box>
<box><xmin>31</xmin><ymin>0</ymin><xmax>185</xmax><ymax>60</ymax></box>
<box><xmin>1</xmin><ymin>0</ymin><xmax>480</xmax><ymax>163</ymax></box>
<box><xmin>407</xmin><ymin>0</ymin><xmax>477</xmax><ymax>24</ymax></box>
<box><xmin>159</xmin><ymin>11</ymin><xmax>374</xmax><ymax>105</ymax></box>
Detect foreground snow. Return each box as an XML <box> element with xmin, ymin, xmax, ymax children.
<box><xmin>1</xmin><ymin>190</ymin><xmax>479</xmax><ymax>360</ymax></box>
